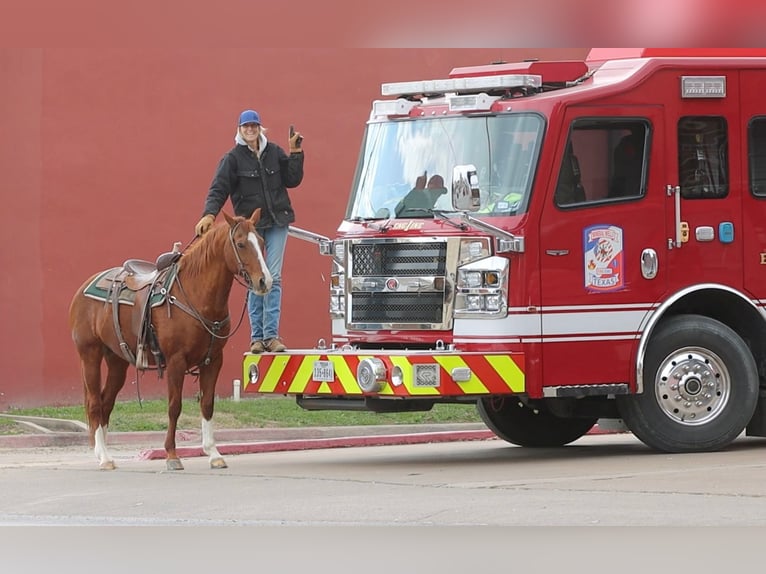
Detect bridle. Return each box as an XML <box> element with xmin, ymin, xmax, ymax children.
<box><xmin>167</xmin><ymin>220</ymin><xmax>263</xmax><ymax>366</ymax></box>
<box><xmin>229</xmin><ymin>221</ymin><xmax>257</xmax><ymax>290</ymax></box>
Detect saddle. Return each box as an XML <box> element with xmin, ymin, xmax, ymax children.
<box><xmin>89</xmin><ymin>243</ymin><xmax>183</xmax><ymax>372</ymax></box>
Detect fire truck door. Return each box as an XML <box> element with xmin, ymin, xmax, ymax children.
<box><xmin>539</xmin><ymin>106</ymin><xmax>667</xmax><ymax>389</ymax></box>
<box><xmin>739</xmin><ymin>70</ymin><xmax>766</xmax><ymax>297</ymax></box>
<box><xmin>664</xmin><ymin>73</ymin><xmax>743</xmax><ymax>295</ymax></box>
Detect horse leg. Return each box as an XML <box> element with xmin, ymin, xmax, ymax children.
<box><xmin>93</xmin><ymin>351</ymin><xmax>130</xmax><ymax>470</ymax></box>
<box><xmin>76</xmin><ymin>343</ymin><xmax>116</xmax><ymax>470</ymax></box>
<box><xmin>199</xmin><ymin>357</ymin><xmax>227</xmax><ymax>469</ymax></box>
<box><xmin>164</xmin><ymin>364</ymin><xmax>185</xmax><ymax>471</ymax></box>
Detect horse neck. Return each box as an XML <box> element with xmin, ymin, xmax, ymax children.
<box><xmin>177</xmin><ymin>229</ymin><xmax>236</xmax><ymax>313</ymax></box>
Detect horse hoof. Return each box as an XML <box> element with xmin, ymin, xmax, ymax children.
<box><xmin>166</xmin><ymin>458</ymin><xmax>185</xmax><ymax>471</ymax></box>
<box><xmin>99</xmin><ymin>461</ymin><xmax>116</xmax><ymax>471</ymax></box>
<box><xmin>210</xmin><ymin>457</ymin><xmax>228</xmax><ymax>469</ymax></box>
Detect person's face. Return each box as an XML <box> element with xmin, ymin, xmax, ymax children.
<box><xmin>240</xmin><ymin>122</ymin><xmax>260</xmax><ymax>144</ymax></box>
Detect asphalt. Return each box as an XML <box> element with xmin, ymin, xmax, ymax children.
<box><xmin>0</xmin><ymin>417</ymin><xmax>622</xmax><ymax>460</ymax></box>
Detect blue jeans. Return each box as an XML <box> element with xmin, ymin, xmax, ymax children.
<box><xmin>248</xmin><ymin>224</ymin><xmax>288</xmax><ymax>342</ymax></box>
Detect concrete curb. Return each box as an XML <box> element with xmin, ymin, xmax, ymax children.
<box><xmin>0</xmin><ymin>423</ymin><xmax>625</xmax><ymax>456</ymax></box>
<box><xmin>137</xmin><ymin>429</ymin><xmax>498</xmax><ymax>460</ymax></box>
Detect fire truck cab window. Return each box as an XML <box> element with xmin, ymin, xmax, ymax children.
<box><xmin>749</xmin><ymin>117</ymin><xmax>766</xmax><ymax>196</ymax></box>
<box><xmin>678</xmin><ymin>116</ymin><xmax>729</xmax><ymax>199</ymax></box>
<box><xmin>555</xmin><ymin>120</ymin><xmax>648</xmax><ymax>207</ymax></box>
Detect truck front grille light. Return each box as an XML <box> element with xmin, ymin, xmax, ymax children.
<box><xmin>329</xmin><ymin>270</ymin><xmax>345</xmax><ymax>318</ymax></box>
<box><xmin>454</xmin><ymin>256</ymin><xmax>509</xmax><ymax>319</ymax></box>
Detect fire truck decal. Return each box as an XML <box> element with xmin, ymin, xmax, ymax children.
<box><xmin>584</xmin><ymin>224</ymin><xmax>624</xmax><ymax>292</ymax></box>
<box><xmin>244</xmin><ymin>352</ymin><xmax>525</xmax><ymax>397</ymax></box>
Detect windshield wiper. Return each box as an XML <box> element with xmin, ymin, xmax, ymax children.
<box><xmin>397</xmin><ymin>208</ymin><xmax>467</xmax><ymax>230</ymax></box>
<box><xmin>431</xmin><ymin>209</ymin><xmax>469</xmax><ymax>231</ymax></box>
<box><xmin>347</xmin><ymin>216</ymin><xmax>392</xmax><ymax>232</ymax></box>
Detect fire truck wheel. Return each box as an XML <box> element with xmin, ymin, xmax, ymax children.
<box><xmin>476</xmin><ymin>397</ymin><xmax>597</xmax><ymax>447</ymax></box>
<box><xmin>617</xmin><ymin>314</ymin><xmax>759</xmax><ymax>453</ymax></box>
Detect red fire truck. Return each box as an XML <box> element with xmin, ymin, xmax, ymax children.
<box><xmin>244</xmin><ymin>48</ymin><xmax>766</xmax><ymax>453</ymax></box>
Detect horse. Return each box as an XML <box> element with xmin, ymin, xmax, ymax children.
<box><xmin>68</xmin><ymin>209</ymin><xmax>271</xmax><ymax>470</ymax></box>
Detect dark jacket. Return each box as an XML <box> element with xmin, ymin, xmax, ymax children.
<box><xmin>203</xmin><ymin>141</ymin><xmax>304</xmax><ymax>229</ymax></box>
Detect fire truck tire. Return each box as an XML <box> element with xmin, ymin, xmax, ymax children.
<box><xmin>477</xmin><ymin>397</ymin><xmax>597</xmax><ymax>447</ymax></box>
<box><xmin>617</xmin><ymin>314</ymin><xmax>759</xmax><ymax>453</ymax></box>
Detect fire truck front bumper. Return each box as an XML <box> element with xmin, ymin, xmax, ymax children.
<box><xmin>242</xmin><ymin>349</ymin><xmax>525</xmax><ymax>398</ymax></box>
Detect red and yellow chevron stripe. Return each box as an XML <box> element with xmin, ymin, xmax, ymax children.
<box><xmin>243</xmin><ymin>351</ymin><xmax>525</xmax><ymax>397</ymax></box>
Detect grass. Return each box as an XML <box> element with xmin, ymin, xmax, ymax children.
<box><xmin>0</xmin><ymin>396</ymin><xmax>483</xmax><ymax>434</ymax></box>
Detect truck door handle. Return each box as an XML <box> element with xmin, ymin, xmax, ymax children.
<box><xmin>641</xmin><ymin>248</ymin><xmax>658</xmax><ymax>279</ymax></box>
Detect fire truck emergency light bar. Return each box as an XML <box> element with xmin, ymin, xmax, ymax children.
<box><xmin>372</xmin><ymin>93</ymin><xmax>503</xmax><ymax>117</ymax></box>
<box><xmin>381</xmin><ymin>74</ymin><xmax>543</xmax><ymax>97</ymax></box>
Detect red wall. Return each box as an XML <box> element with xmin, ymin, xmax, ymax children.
<box><xmin>0</xmin><ymin>48</ymin><xmax>589</xmax><ymax>409</ymax></box>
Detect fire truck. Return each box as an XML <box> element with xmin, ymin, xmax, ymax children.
<box><xmin>243</xmin><ymin>48</ymin><xmax>766</xmax><ymax>453</ymax></box>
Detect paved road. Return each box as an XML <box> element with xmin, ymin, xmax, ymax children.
<box><xmin>2</xmin><ymin>431</ymin><xmax>766</xmax><ymax>527</ymax></box>
<box><xmin>3</xmin><ymin>431</ymin><xmax>765</xmax><ymax>572</ymax></box>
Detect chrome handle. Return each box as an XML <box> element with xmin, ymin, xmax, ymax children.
<box><xmin>641</xmin><ymin>248</ymin><xmax>658</xmax><ymax>279</ymax></box>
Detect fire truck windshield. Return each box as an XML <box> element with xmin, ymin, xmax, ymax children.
<box><xmin>346</xmin><ymin>113</ymin><xmax>544</xmax><ymax>220</ymax></box>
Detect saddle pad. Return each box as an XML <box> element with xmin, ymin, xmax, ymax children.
<box><xmin>82</xmin><ymin>266</ymin><xmax>178</xmax><ymax>307</ymax></box>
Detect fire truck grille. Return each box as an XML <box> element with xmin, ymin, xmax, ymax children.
<box><xmin>352</xmin><ymin>242</ymin><xmax>447</xmax><ymax>276</ymax></box>
<box><xmin>351</xmin><ymin>292</ymin><xmax>444</xmax><ymax>324</ymax></box>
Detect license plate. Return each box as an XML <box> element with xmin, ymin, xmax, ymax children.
<box><xmin>313</xmin><ymin>360</ymin><xmax>335</xmax><ymax>382</ymax></box>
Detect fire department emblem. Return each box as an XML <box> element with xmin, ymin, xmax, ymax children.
<box><xmin>584</xmin><ymin>224</ymin><xmax>624</xmax><ymax>292</ymax></box>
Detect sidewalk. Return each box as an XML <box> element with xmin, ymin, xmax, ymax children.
<box><xmin>0</xmin><ymin>420</ymin><xmax>622</xmax><ymax>459</ymax></box>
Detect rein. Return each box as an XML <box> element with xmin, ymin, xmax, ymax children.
<box><xmin>166</xmin><ymin>222</ymin><xmax>256</xmax><ymax>366</ymax></box>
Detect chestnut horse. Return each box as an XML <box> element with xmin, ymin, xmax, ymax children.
<box><xmin>68</xmin><ymin>210</ymin><xmax>271</xmax><ymax>470</ymax></box>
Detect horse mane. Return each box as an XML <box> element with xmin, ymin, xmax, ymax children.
<box><xmin>179</xmin><ymin>223</ymin><xmax>230</xmax><ymax>278</ymax></box>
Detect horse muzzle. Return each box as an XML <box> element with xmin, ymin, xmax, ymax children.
<box><xmin>245</xmin><ymin>272</ymin><xmax>272</xmax><ymax>295</ymax></box>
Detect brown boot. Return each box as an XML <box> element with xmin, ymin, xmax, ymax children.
<box><xmin>250</xmin><ymin>340</ymin><xmax>266</xmax><ymax>354</ymax></box>
<box><xmin>265</xmin><ymin>337</ymin><xmax>286</xmax><ymax>352</ymax></box>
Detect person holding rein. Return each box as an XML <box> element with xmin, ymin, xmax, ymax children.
<box><xmin>195</xmin><ymin>109</ymin><xmax>304</xmax><ymax>353</ymax></box>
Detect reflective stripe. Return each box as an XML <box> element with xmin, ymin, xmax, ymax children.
<box><xmin>244</xmin><ymin>352</ymin><xmax>525</xmax><ymax>397</ymax></box>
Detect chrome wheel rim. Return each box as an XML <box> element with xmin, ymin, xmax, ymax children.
<box><xmin>654</xmin><ymin>346</ymin><xmax>730</xmax><ymax>426</ymax></box>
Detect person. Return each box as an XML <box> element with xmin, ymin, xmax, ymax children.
<box><xmin>554</xmin><ymin>141</ymin><xmax>586</xmax><ymax>205</ymax></box>
<box><xmin>394</xmin><ymin>172</ymin><xmax>447</xmax><ymax>216</ymax></box>
<box><xmin>609</xmin><ymin>129</ymin><xmax>644</xmax><ymax>198</ymax></box>
<box><xmin>194</xmin><ymin>109</ymin><xmax>304</xmax><ymax>353</ymax></box>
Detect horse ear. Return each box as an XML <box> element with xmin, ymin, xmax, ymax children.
<box><xmin>249</xmin><ymin>208</ymin><xmax>262</xmax><ymax>226</ymax></box>
<box><xmin>222</xmin><ymin>212</ymin><xmax>236</xmax><ymax>226</ymax></box>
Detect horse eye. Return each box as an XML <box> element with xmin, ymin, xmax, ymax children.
<box><xmin>237</xmin><ymin>242</ymin><xmax>246</xmax><ymax>249</ymax></box>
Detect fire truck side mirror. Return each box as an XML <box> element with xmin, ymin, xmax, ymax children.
<box><xmin>452</xmin><ymin>165</ymin><xmax>481</xmax><ymax>212</ymax></box>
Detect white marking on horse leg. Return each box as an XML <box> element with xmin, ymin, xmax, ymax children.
<box><xmin>248</xmin><ymin>231</ymin><xmax>273</xmax><ymax>291</ymax></box>
<box><xmin>202</xmin><ymin>418</ymin><xmax>226</xmax><ymax>468</ymax></box>
<box><xmin>94</xmin><ymin>425</ymin><xmax>115</xmax><ymax>470</ymax></box>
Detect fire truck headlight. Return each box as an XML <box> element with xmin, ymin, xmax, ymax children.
<box><xmin>329</xmin><ymin>270</ymin><xmax>345</xmax><ymax>318</ymax></box>
<box><xmin>484</xmin><ymin>294</ymin><xmax>502</xmax><ymax>312</ymax></box>
<box><xmin>329</xmin><ymin>295</ymin><xmax>344</xmax><ymax>316</ymax></box>
<box><xmin>459</xmin><ymin>270</ymin><xmax>483</xmax><ymax>288</ymax></box>
<box><xmin>357</xmin><ymin>358</ymin><xmax>386</xmax><ymax>392</ymax></box>
<box><xmin>248</xmin><ymin>363</ymin><xmax>259</xmax><ymax>384</ymax></box>
<box><xmin>458</xmin><ymin>238</ymin><xmax>490</xmax><ymax>266</ymax></box>
<box><xmin>466</xmin><ymin>295</ymin><xmax>483</xmax><ymax>310</ymax></box>
<box><xmin>454</xmin><ymin>256</ymin><xmax>509</xmax><ymax>318</ymax></box>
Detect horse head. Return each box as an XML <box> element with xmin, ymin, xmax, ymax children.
<box><xmin>222</xmin><ymin>209</ymin><xmax>273</xmax><ymax>295</ymax></box>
